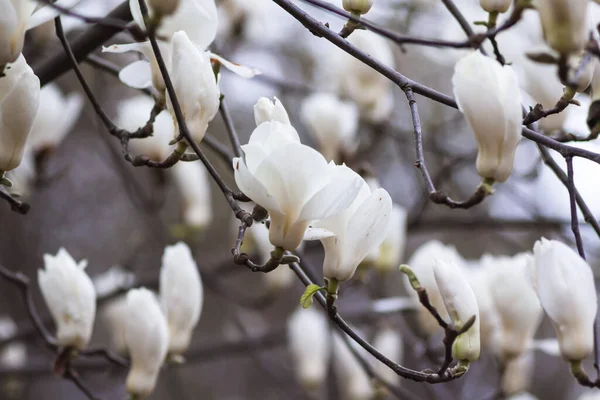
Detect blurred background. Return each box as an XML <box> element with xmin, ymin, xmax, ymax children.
<box><xmin>0</xmin><ymin>0</ymin><xmax>599</xmax><ymax>399</ymax></box>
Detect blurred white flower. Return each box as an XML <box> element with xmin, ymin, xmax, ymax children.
<box><xmin>578</xmin><ymin>390</ymin><xmax>600</xmax><ymax>400</ymax></box>
<box><xmin>404</xmin><ymin>241</ymin><xmax>463</xmax><ymax>337</ymax></box>
<box><xmin>304</xmin><ymin>169</ymin><xmax>392</xmax><ymax>283</ymax></box>
<box><xmin>333</xmin><ymin>332</ymin><xmax>374</xmax><ymax>400</ymax></box>
<box><xmin>433</xmin><ymin>259</ymin><xmax>480</xmax><ymax>362</ymax></box>
<box><xmin>567</xmin><ymin>54</ymin><xmax>597</xmax><ymax>93</ymax></box>
<box><xmin>464</xmin><ymin>264</ymin><xmax>501</xmax><ymax>352</ymax></box>
<box><xmin>537</xmin><ymin>0</ymin><xmax>590</xmax><ymax>55</ymax></box>
<box><xmin>0</xmin><ymin>54</ymin><xmax>40</xmax><ymax>174</ymax></box>
<box><xmin>501</xmin><ymin>350</ymin><xmax>535</xmax><ymax>396</ymax></box>
<box><xmin>287</xmin><ymin>306</ymin><xmax>330</xmax><ymax>390</ymax></box>
<box><xmin>38</xmin><ymin>248</ymin><xmax>96</xmax><ymax>350</ymax></box>
<box><xmin>506</xmin><ymin>392</ymin><xmax>539</xmax><ymax>400</ymax></box>
<box><xmin>114</xmin><ymin>95</ymin><xmax>175</xmax><ymax>161</ymax></box>
<box><xmin>254</xmin><ymin>96</ymin><xmax>290</xmax><ymax>126</ymax></box>
<box><xmin>533</xmin><ymin>238</ymin><xmax>597</xmax><ymax>361</ymax></box>
<box><xmin>0</xmin><ymin>316</ymin><xmax>26</xmax><ymax>369</ymax></box>
<box><xmin>160</xmin><ymin>242</ymin><xmax>203</xmax><ymax>356</ymax></box>
<box><xmin>233</xmin><ymin>115</ymin><xmax>362</xmax><ymax>250</ymax></box>
<box><xmin>100</xmin><ymin>296</ymin><xmax>129</xmax><ymax>355</ymax></box>
<box><xmin>485</xmin><ymin>253</ymin><xmax>543</xmax><ymax>361</ymax></box>
<box><xmin>371</xmin><ymin>326</ymin><xmax>402</xmax><ymax>388</ymax></box>
<box><xmin>27</xmin><ymin>83</ymin><xmax>83</xmax><ymax>154</ymax></box>
<box><xmin>169</xmin><ymin>161</ymin><xmax>212</xmax><ymax>229</ymax></box>
<box><xmin>452</xmin><ymin>51</ymin><xmax>522</xmax><ymax>182</ymax></box>
<box><xmin>92</xmin><ymin>266</ymin><xmax>135</xmax><ymax>298</ymax></box>
<box><xmin>301</xmin><ymin>92</ymin><xmax>358</xmax><ymax>162</ymax></box>
<box><xmin>375</xmin><ymin>204</ymin><xmax>407</xmax><ymax>272</ymax></box>
<box><xmin>125</xmin><ymin>288</ymin><xmax>169</xmax><ymax>398</ymax></box>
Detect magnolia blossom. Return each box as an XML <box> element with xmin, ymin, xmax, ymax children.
<box><xmin>304</xmin><ymin>169</ymin><xmax>392</xmax><ymax>282</ymax></box>
<box><xmin>372</xmin><ymin>327</ymin><xmax>402</xmax><ymax>388</ymax></box>
<box><xmin>404</xmin><ymin>241</ymin><xmax>463</xmax><ymax>337</ymax></box>
<box><xmin>0</xmin><ymin>0</ymin><xmax>35</xmax><ymax>67</ymax></box>
<box><xmin>537</xmin><ymin>0</ymin><xmax>590</xmax><ymax>55</ymax></box>
<box><xmin>125</xmin><ymin>288</ymin><xmax>169</xmax><ymax>398</ymax></box>
<box><xmin>160</xmin><ymin>242</ymin><xmax>203</xmax><ymax>356</ymax></box>
<box><xmin>38</xmin><ymin>248</ymin><xmax>96</xmax><ymax>350</ymax></box>
<box><xmin>233</xmin><ymin>112</ymin><xmax>362</xmax><ymax>250</ymax></box>
<box><xmin>0</xmin><ymin>316</ymin><xmax>26</xmax><ymax>369</ymax></box>
<box><xmin>287</xmin><ymin>307</ymin><xmax>330</xmax><ymax>389</ymax></box>
<box><xmin>342</xmin><ymin>0</ymin><xmax>373</xmax><ymax>14</ymax></box>
<box><xmin>452</xmin><ymin>51</ymin><xmax>522</xmax><ymax>182</ymax></box>
<box><xmin>92</xmin><ymin>266</ymin><xmax>135</xmax><ymax>298</ymax></box>
<box><xmin>27</xmin><ymin>83</ymin><xmax>83</xmax><ymax>154</ymax></box>
<box><xmin>533</xmin><ymin>238</ymin><xmax>598</xmax><ymax>361</ymax></box>
<box><xmin>100</xmin><ymin>296</ymin><xmax>129</xmax><ymax>355</ymax></box>
<box><xmin>485</xmin><ymin>253</ymin><xmax>543</xmax><ymax>360</ymax></box>
<box><xmin>254</xmin><ymin>96</ymin><xmax>290</xmax><ymax>126</ymax></box>
<box><xmin>0</xmin><ymin>54</ymin><xmax>40</xmax><ymax>174</ymax></box>
<box><xmin>502</xmin><ymin>350</ymin><xmax>534</xmax><ymax>396</ymax></box>
<box><xmin>170</xmin><ymin>161</ymin><xmax>212</xmax><ymax>228</ymax></box>
<box><xmin>464</xmin><ymin>265</ymin><xmax>501</xmax><ymax>352</ymax></box>
<box><xmin>300</xmin><ymin>92</ymin><xmax>358</xmax><ymax>162</ymax></box>
<box><xmin>433</xmin><ymin>259</ymin><xmax>481</xmax><ymax>362</ymax></box>
<box><xmin>333</xmin><ymin>332</ymin><xmax>374</xmax><ymax>400</ymax></box>
<box><xmin>115</xmin><ymin>95</ymin><xmax>175</xmax><ymax>161</ymax></box>
<box><xmin>167</xmin><ymin>31</ymin><xmax>220</xmax><ymax>144</ymax></box>
<box><xmin>479</xmin><ymin>0</ymin><xmax>511</xmax><ymax>13</ymax></box>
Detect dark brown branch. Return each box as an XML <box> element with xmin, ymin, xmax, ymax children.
<box><xmin>0</xmin><ymin>188</ymin><xmax>31</xmax><ymax>214</ymax></box>
<box><xmin>565</xmin><ymin>157</ymin><xmax>586</xmax><ymax>258</ymax></box>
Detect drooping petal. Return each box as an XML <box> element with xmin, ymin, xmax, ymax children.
<box><xmin>208</xmin><ymin>51</ymin><xmax>260</xmax><ymax>79</ymax></box>
<box><xmin>118</xmin><ymin>60</ymin><xmax>154</xmax><ymax>89</ymax></box>
<box><xmin>303</xmin><ymin>227</ymin><xmax>336</xmax><ymax>241</ymax></box>
<box><xmin>233</xmin><ymin>157</ymin><xmax>282</xmax><ymax>214</ymax></box>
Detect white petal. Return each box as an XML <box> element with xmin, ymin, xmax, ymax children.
<box><xmin>118</xmin><ymin>60</ymin><xmax>154</xmax><ymax>89</ymax></box>
<box><xmin>303</xmin><ymin>227</ymin><xmax>335</xmax><ymax>241</ymax></box>
<box><xmin>233</xmin><ymin>157</ymin><xmax>282</xmax><ymax>214</ymax></box>
<box><xmin>209</xmin><ymin>52</ymin><xmax>261</xmax><ymax>79</ymax></box>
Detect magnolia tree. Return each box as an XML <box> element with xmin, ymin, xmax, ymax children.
<box><xmin>0</xmin><ymin>0</ymin><xmax>600</xmax><ymax>399</ymax></box>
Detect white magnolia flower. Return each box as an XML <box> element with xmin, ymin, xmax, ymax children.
<box><xmin>160</xmin><ymin>242</ymin><xmax>203</xmax><ymax>355</ymax></box>
<box><xmin>115</xmin><ymin>95</ymin><xmax>175</xmax><ymax>161</ymax></box>
<box><xmin>502</xmin><ymin>350</ymin><xmax>535</xmax><ymax>396</ymax></box>
<box><xmin>301</xmin><ymin>92</ymin><xmax>359</xmax><ymax>162</ymax></box>
<box><xmin>304</xmin><ymin>169</ymin><xmax>392</xmax><ymax>282</ymax></box>
<box><xmin>485</xmin><ymin>253</ymin><xmax>543</xmax><ymax>360</ymax></box>
<box><xmin>100</xmin><ymin>296</ymin><xmax>129</xmax><ymax>355</ymax></box>
<box><xmin>464</xmin><ymin>265</ymin><xmax>501</xmax><ymax>352</ymax></box>
<box><xmin>372</xmin><ymin>326</ymin><xmax>402</xmax><ymax>387</ymax></box>
<box><xmin>169</xmin><ymin>160</ymin><xmax>212</xmax><ymax>228</ymax></box>
<box><xmin>333</xmin><ymin>332</ymin><xmax>374</xmax><ymax>400</ymax></box>
<box><xmin>0</xmin><ymin>54</ymin><xmax>40</xmax><ymax>174</ymax></box>
<box><xmin>537</xmin><ymin>0</ymin><xmax>590</xmax><ymax>55</ymax></box>
<box><xmin>0</xmin><ymin>0</ymin><xmax>36</xmax><ymax>67</ymax></box>
<box><xmin>233</xmin><ymin>116</ymin><xmax>363</xmax><ymax>250</ymax></box>
<box><xmin>148</xmin><ymin>0</ymin><xmax>180</xmax><ymax>16</ymax></box>
<box><xmin>27</xmin><ymin>83</ymin><xmax>83</xmax><ymax>154</ymax></box>
<box><xmin>404</xmin><ymin>241</ymin><xmax>463</xmax><ymax>337</ymax></box>
<box><xmin>453</xmin><ymin>51</ymin><xmax>522</xmax><ymax>183</ymax></box>
<box><xmin>0</xmin><ymin>316</ymin><xmax>26</xmax><ymax>369</ymax></box>
<box><xmin>375</xmin><ymin>204</ymin><xmax>407</xmax><ymax>272</ymax></box>
<box><xmin>342</xmin><ymin>0</ymin><xmax>373</xmax><ymax>14</ymax></box>
<box><xmin>167</xmin><ymin>31</ymin><xmax>220</xmax><ymax>144</ymax></box>
<box><xmin>433</xmin><ymin>259</ymin><xmax>481</xmax><ymax>362</ymax></box>
<box><xmin>533</xmin><ymin>238</ymin><xmax>598</xmax><ymax>361</ymax></box>
<box><xmin>125</xmin><ymin>288</ymin><xmax>169</xmax><ymax>399</ymax></box>
<box><xmin>479</xmin><ymin>0</ymin><xmax>510</xmax><ymax>13</ymax></box>
<box><xmin>254</xmin><ymin>96</ymin><xmax>290</xmax><ymax>126</ymax></box>
<box><xmin>287</xmin><ymin>307</ymin><xmax>330</xmax><ymax>389</ymax></box>
<box><xmin>38</xmin><ymin>248</ymin><xmax>96</xmax><ymax>350</ymax></box>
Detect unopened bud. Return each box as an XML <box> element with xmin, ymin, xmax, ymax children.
<box><xmin>342</xmin><ymin>0</ymin><xmax>374</xmax><ymax>14</ymax></box>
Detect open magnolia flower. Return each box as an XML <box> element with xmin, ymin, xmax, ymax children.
<box><xmin>233</xmin><ymin>109</ymin><xmax>363</xmax><ymax>250</ymax></box>
<box><xmin>103</xmin><ymin>0</ymin><xmax>257</xmax><ymax>94</ymax></box>
<box><xmin>303</xmin><ymin>168</ymin><xmax>392</xmax><ymax>283</ymax></box>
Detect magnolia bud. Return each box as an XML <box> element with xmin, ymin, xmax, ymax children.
<box><xmin>533</xmin><ymin>238</ymin><xmax>598</xmax><ymax>362</ymax></box>
<box><xmin>501</xmin><ymin>350</ymin><xmax>534</xmax><ymax>396</ymax></box>
<box><xmin>433</xmin><ymin>259</ymin><xmax>481</xmax><ymax>362</ymax></box>
<box><xmin>125</xmin><ymin>288</ymin><xmax>169</xmax><ymax>398</ymax></box>
<box><xmin>0</xmin><ymin>317</ymin><xmax>26</xmax><ymax>369</ymax></box>
<box><xmin>100</xmin><ymin>296</ymin><xmax>129</xmax><ymax>355</ymax></box>
<box><xmin>160</xmin><ymin>242</ymin><xmax>203</xmax><ymax>356</ymax></box>
<box><xmin>537</xmin><ymin>0</ymin><xmax>590</xmax><ymax>55</ymax></box>
<box><xmin>0</xmin><ymin>0</ymin><xmax>36</xmax><ymax>66</ymax></box>
<box><xmin>486</xmin><ymin>253</ymin><xmax>542</xmax><ymax>361</ymax></box>
<box><xmin>148</xmin><ymin>0</ymin><xmax>180</xmax><ymax>16</ymax></box>
<box><xmin>342</xmin><ymin>0</ymin><xmax>374</xmax><ymax>14</ymax></box>
<box><xmin>253</xmin><ymin>97</ymin><xmax>290</xmax><ymax>126</ymax></box>
<box><xmin>38</xmin><ymin>248</ymin><xmax>96</xmax><ymax>350</ymax></box>
<box><xmin>404</xmin><ymin>241</ymin><xmax>462</xmax><ymax>337</ymax></box>
<box><xmin>452</xmin><ymin>51</ymin><xmax>522</xmax><ymax>182</ymax></box>
<box><xmin>464</xmin><ymin>266</ymin><xmax>501</xmax><ymax>353</ymax></box>
<box><xmin>287</xmin><ymin>307</ymin><xmax>330</xmax><ymax>390</ymax></box>
<box><xmin>479</xmin><ymin>0</ymin><xmax>511</xmax><ymax>13</ymax></box>
<box><xmin>170</xmin><ymin>161</ymin><xmax>213</xmax><ymax>229</ymax></box>
<box><xmin>0</xmin><ymin>54</ymin><xmax>40</xmax><ymax>173</ymax></box>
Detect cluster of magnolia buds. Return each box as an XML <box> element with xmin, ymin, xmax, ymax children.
<box><xmin>37</xmin><ymin>243</ymin><xmax>203</xmax><ymax>399</ymax></box>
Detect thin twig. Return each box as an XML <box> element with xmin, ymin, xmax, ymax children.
<box><xmin>566</xmin><ymin>157</ymin><xmax>586</xmax><ymax>258</ymax></box>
